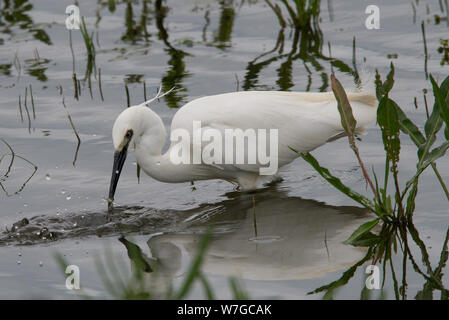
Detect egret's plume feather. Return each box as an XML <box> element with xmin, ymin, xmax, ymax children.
<box><xmin>141</xmin><ymin>85</ymin><xmax>176</xmax><ymax>107</ymax></box>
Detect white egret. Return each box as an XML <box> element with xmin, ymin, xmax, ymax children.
<box><xmin>108</xmin><ymin>84</ymin><xmax>377</xmax><ymax>206</ymax></box>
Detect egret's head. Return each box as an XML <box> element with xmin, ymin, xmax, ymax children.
<box><xmin>108</xmin><ymin>105</ymin><xmax>150</xmax><ymax>209</ymax></box>
<box><xmin>111</xmin><ymin>106</ymin><xmax>150</xmax><ymax>151</ymax></box>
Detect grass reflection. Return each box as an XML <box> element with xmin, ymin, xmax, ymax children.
<box><xmin>244</xmin><ymin>0</ymin><xmax>355</xmax><ymax>92</ymax></box>
<box><xmin>0</xmin><ymin>0</ymin><xmax>52</xmax><ymax>45</ymax></box>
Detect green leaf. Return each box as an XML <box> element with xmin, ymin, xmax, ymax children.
<box><xmin>308</xmin><ymin>247</ymin><xmax>374</xmax><ymax>296</ymax></box>
<box><xmin>344</xmin><ymin>218</ymin><xmax>380</xmax><ymax>246</ymax></box>
<box><xmin>377</xmin><ymin>97</ymin><xmax>401</xmax><ymax>166</ymax></box>
<box><xmin>406</xmin><ymin>141</ymin><xmax>449</xmax><ymax>192</ymax></box>
<box><xmin>375</xmin><ymin>70</ymin><xmax>382</xmax><ymax>101</ymax></box>
<box><xmin>422</xmin><ymin>141</ymin><xmax>449</xmax><ymax>168</ymax></box>
<box><xmin>331</xmin><ymin>74</ymin><xmax>356</xmax><ymax>138</ymax></box>
<box><xmin>420</xmin><ymin>103</ymin><xmax>443</xmax><ymax>162</ymax></box>
<box><xmin>394</xmin><ymin>103</ymin><xmax>426</xmax><ymax>146</ymax></box>
<box><xmin>424</xmin><ymin>104</ymin><xmax>443</xmax><ymax>139</ymax></box>
<box><xmin>118</xmin><ymin>237</ymin><xmax>152</xmax><ymax>273</ymax></box>
<box><xmin>375</xmin><ymin>63</ymin><xmax>395</xmax><ymax>100</ymax></box>
<box><xmin>297</xmin><ymin>151</ymin><xmax>375</xmax><ymax>211</ymax></box>
<box><xmin>430</xmin><ymin>75</ymin><xmax>449</xmax><ymax>126</ymax></box>
<box><xmin>349</xmin><ymin>231</ymin><xmax>381</xmax><ymax>247</ymax></box>
<box><xmin>405</xmin><ymin>182</ymin><xmax>418</xmax><ymax>217</ymax></box>
<box><xmin>429</xmin><ymin>75</ymin><xmax>449</xmax><ymax>140</ymax></box>
<box><xmin>382</xmin><ymin>63</ymin><xmax>395</xmax><ymax>96</ymax></box>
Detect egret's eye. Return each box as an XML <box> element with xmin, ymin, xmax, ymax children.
<box><xmin>125</xmin><ymin>129</ymin><xmax>133</xmax><ymax>140</ymax></box>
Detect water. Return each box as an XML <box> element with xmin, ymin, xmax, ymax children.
<box><xmin>0</xmin><ymin>0</ymin><xmax>448</xmax><ymax>299</ymax></box>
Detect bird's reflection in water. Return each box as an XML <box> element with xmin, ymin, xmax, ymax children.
<box><xmin>119</xmin><ymin>186</ymin><xmax>372</xmax><ymax>283</ymax></box>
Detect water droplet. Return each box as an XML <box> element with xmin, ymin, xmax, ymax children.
<box><xmin>17</xmin><ymin>261</ymin><xmax>21</xmax><ymax>265</ymax></box>
<box><xmin>73</xmin><ymin>223</ymin><xmax>77</xmax><ymax>227</ymax></box>
<box><xmin>66</xmin><ymin>195</ymin><xmax>71</xmax><ymax>200</ymax></box>
<box><xmin>115</xmin><ymin>170</ymin><xmax>119</xmax><ymax>174</ymax></box>
<box><xmin>61</xmin><ymin>189</ymin><xmax>66</xmax><ymax>195</ymax></box>
<box><xmin>39</xmin><ymin>261</ymin><xmax>43</xmax><ymax>267</ymax></box>
<box><xmin>18</xmin><ymin>253</ymin><xmax>22</xmax><ymax>257</ymax></box>
<box><xmin>45</xmin><ymin>174</ymin><xmax>51</xmax><ymax>181</ymax></box>
<box><xmin>156</xmin><ymin>161</ymin><xmax>161</xmax><ymax>166</ymax></box>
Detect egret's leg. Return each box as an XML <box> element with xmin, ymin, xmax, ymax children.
<box><xmin>264</xmin><ymin>175</ymin><xmax>284</xmax><ymax>187</ymax></box>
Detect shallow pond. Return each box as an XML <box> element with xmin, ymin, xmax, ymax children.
<box><xmin>0</xmin><ymin>0</ymin><xmax>448</xmax><ymax>299</ymax></box>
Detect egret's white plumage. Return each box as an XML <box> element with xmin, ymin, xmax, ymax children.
<box><xmin>111</xmin><ymin>88</ymin><xmax>377</xmax><ymax>192</ymax></box>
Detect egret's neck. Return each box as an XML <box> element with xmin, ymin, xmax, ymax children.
<box><xmin>134</xmin><ymin>112</ymin><xmax>209</xmax><ymax>183</ymax></box>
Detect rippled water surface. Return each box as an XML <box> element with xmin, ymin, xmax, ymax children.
<box><xmin>0</xmin><ymin>0</ymin><xmax>448</xmax><ymax>299</ymax></box>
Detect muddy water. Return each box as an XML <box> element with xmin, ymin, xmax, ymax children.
<box><xmin>0</xmin><ymin>0</ymin><xmax>448</xmax><ymax>299</ymax></box>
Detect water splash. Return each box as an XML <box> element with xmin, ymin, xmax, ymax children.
<box><xmin>0</xmin><ymin>206</ymin><xmax>190</xmax><ymax>246</ymax></box>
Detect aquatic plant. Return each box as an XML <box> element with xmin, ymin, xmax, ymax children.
<box><xmin>292</xmin><ymin>65</ymin><xmax>449</xmax><ymax>299</ymax></box>
<box><xmin>0</xmin><ymin>139</ymin><xmax>37</xmax><ymax>196</ymax></box>
<box><xmin>79</xmin><ymin>16</ymin><xmax>97</xmax><ymax>99</ymax></box>
<box><xmin>61</xmin><ymin>97</ymin><xmax>81</xmax><ymax>166</ymax></box>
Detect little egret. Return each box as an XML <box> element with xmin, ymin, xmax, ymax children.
<box><xmin>107</xmin><ymin>85</ymin><xmax>377</xmax><ymax>207</ymax></box>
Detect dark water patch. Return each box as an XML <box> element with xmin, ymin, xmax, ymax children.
<box><xmin>0</xmin><ymin>205</ymin><xmax>188</xmax><ymax>246</ymax></box>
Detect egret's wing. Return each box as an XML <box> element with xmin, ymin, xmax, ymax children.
<box><xmin>170</xmin><ymin>91</ymin><xmax>377</xmax><ymax>173</ymax></box>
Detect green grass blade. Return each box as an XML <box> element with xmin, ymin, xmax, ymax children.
<box><xmin>173</xmin><ymin>230</ymin><xmax>212</xmax><ymax>299</ymax></box>
<box><xmin>298</xmin><ymin>151</ymin><xmax>375</xmax><ymax>211</ymax></box>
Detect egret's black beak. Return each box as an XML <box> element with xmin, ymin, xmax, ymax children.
<box><xmin>107</xmin><ymin>144</ymin><xmax>128</xmax><ymax>211</ymax></box>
